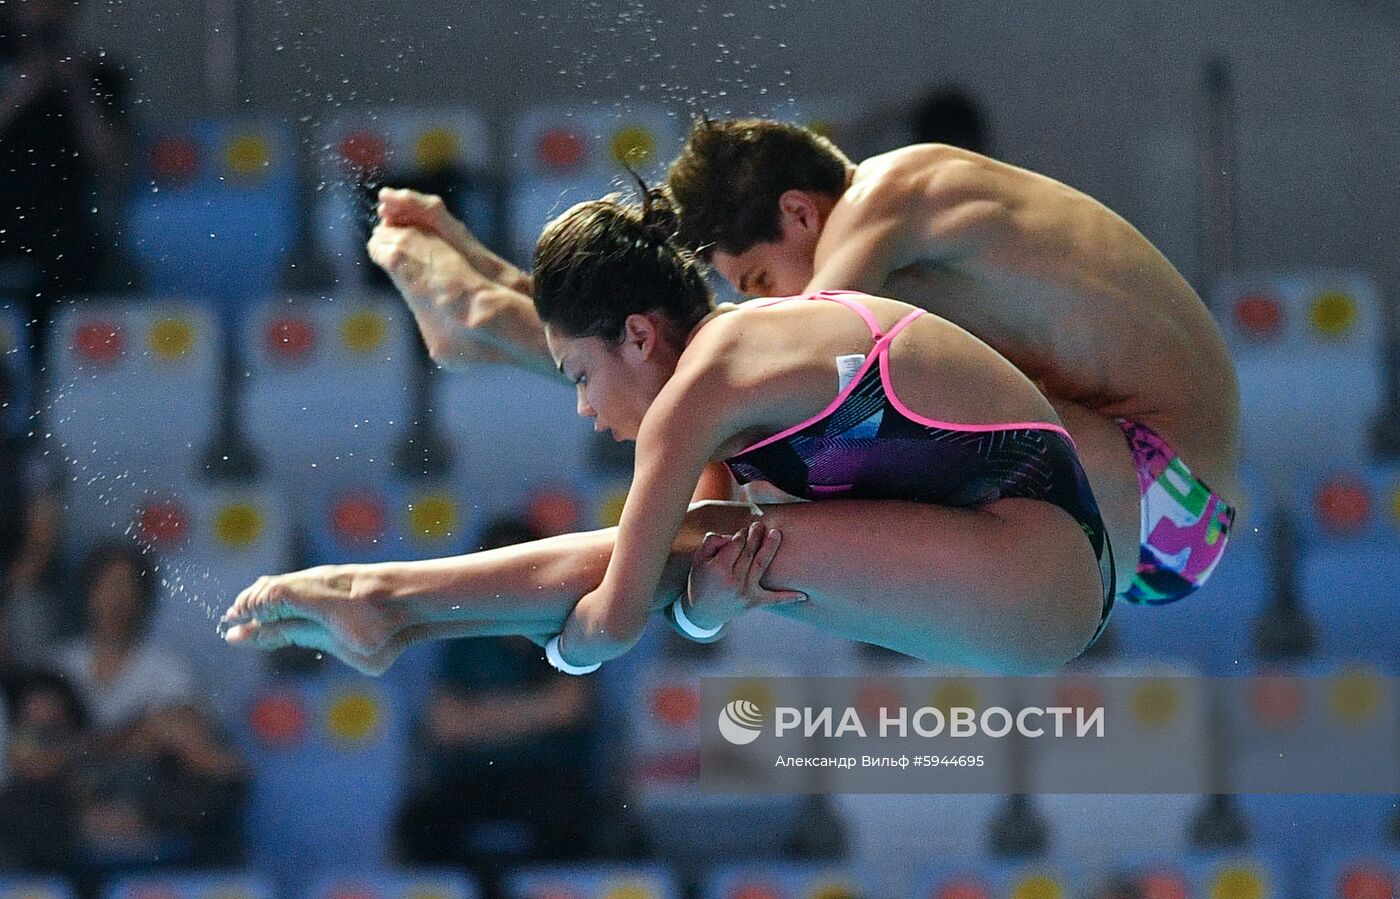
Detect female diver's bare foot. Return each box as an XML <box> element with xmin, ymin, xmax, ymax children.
<box><xmin>222</xmin><ymin>606</ymin><xmax>558</xmax><ymax>678</ymax></box>
<box><xmin>221</xmin><ymin>614</ymin><xmax>406</xmax><ymax>677</ymax></box>
<box><xmin>220</xmin><ymin>566</ymin><xmax>402</xmax><ymax>663</ymax></box>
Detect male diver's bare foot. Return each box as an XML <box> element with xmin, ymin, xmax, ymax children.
<box><xmin>220</xmin><ymin>565</ymin><xmax>402</xmax><ymax>663</ymax></box>
<box><xmin>366</xmin><ymin>223</ymin><xmax>548</xmax><ymax>370</ymax></box>
<box><xmin>377</xmin><ymin>187</ymin><xmax>531</xmax><ymax>293</ymax></box>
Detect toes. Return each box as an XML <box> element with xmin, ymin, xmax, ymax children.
<box><xmin>224</xmin><ymin>617</ymin><xmax>321</xmax><ymax>653</ymax></box>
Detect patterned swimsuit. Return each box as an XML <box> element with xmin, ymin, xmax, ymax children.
<box><xmin>721</xmin><ymin>291</ymin><xmax>1117</xmax><ymax>649</ymax></box>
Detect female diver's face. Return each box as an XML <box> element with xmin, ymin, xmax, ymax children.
<box><xmin>545</xmin><ymin>314</ymin><xmax>681</xmax><ymax>442</ymax></box>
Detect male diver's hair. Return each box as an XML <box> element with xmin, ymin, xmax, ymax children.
<box><xmin>533</xmin><ymin>173</ymin><xmax>713</xmax><ymax>344</ymax></box>
<box><xmin>666</xmin><ymin>116</ymin><xmax>853</xmax><ymax>259</ymax></box>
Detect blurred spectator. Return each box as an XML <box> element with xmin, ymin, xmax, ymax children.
<box><xmin>0</xmin><ymin>0</ymin><xmax>132</xmax><ymax>369</ymax></box>
<box><xmin>0</xmin><ymin>670</ymin><xmax>87</xmax><ymax>874</ymax></box>
<box><xmin>0</xmin><ymin>363</ymin><xmax>63</xmax><ymax>669</ymax></box>
<box><xmin>75</xmin><ymin>700</ymin><xmax>247</xmax><ymax>871</ymax></box>
<box><xmin>394</xmin><ymin>518</ymin><xmax>605</xmax><ymax>885</ymax></box>
<box><xmin>51</xmin><ymin>541</ymin><xmax>247</xmax><ymax>878</ymax></box>
<box><xmin>908</xmin><ymin>85</ymin><xmax>992</xmax><ymax>155</ymax></box>
<box><xmin>58</xmin><ymin>541</ymin><xmax>192</xmax><ymax>730</ymax></box>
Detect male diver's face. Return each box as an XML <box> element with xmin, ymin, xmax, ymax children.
<box><xmin>709</xmin><ymin>189</ymin><xmax>829</xmax><ymax>298</ymax></box>
<box><xmin>545</xmin><ymin>315</ymin><xmax>678</xmax><ymax>442</ymax></box>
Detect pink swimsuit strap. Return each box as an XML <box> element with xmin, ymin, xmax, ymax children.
<box><xmin>729</xmin><ymin>290</ymin><xmax>1075</xmax><ymax>456</ymax></box>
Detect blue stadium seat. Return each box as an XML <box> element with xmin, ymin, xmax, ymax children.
<box><xmin>433</xmin><ymin>363</ymin><xmax>595</xmax><ymax>522</ymax></box>
<box><xmin>0</xmin><ymin>877</ymin><xmax>76</xmax><ymax>899</ymax></box>
<box><xmin>47</xmin><ymin>298</ymin><xmax>221</xmax><ymax>482</ymax></box>
<box><xmin>239</xmin><ymin>294</ymin><xmax>414</xmax><ymax>486</ymax></box>
<box><xmin>703</xmin><ymin>863</ymin><xmax>863</xmax><ymax>899</ymax></box>
<box><xmin>1113</xmin><ymin>851</ymin><xmax>1285</xmax><ymax>899</ymax></box>
<box><xmin>236</xmin><ymin>678</ymin><xmax>408</xmax><ymax>882</ymax></box>
<box><xmin>1214</xmin><ymin>271</ymin><xmax>1383</xmax><ymax>490</ymax></box>
<box><xmin>299</xmin><ymin>472</ymin><xmax>477</xmax><ymax>566</ymax></box>
<box><xmin>303</xmin><ymin>869</ymin><xmax>479</xmax><ymax>899</ymax></box>
<box><xmin>507</xmin><ymin>103</ymin><xmax>685</xmax><ymax>264</ymax></box>
<box><xmin>912</xmin><ymin>859</ymin><xmax>1083</xmax><ymax>899</ymax></box>
<box><xmin>1294</xmin><ymin>464</ymin><xmax>1400</xmax><ymax>667</ymax></box>
<box><xmin>621</xmin><ymin>657</ymin><xmax>810</xmax><ymax>861</ymax></box>
<box><xmin>833</xmin><ymin>676</ymin><xmax>1023</xmax><ymax>896</ymax></box>
<box><xmin>1309</xmin><ymin>848</ymin><xmax>1400</xmax><ymax>899</ymax></box>
<box><xmin>127</xmin><ymin>119</ymin><xmax>297</xmax><ymax>310</ymax></box>
<box><xmin>1225</xmin><ymin>661</ymin><xmax>1398</xmax><ymax>864</ymax></box>
<box><xmin>506</xmin><ymin>173</ymin><xmax>621</xmax><ymax>266</ymax></box>
<box><xmin>1027</xmin><ymin>660</ymin><xmax>1208</xmax><ymax>862</ymax></box>
<box><xmin>102</xmin><ymin>872</ymin><xmax>274</xmax><ymax>899</ymax></box>
<box><xmin>504</xmin><ymin>864</ymin><xmax>679</xmax><ymax>899</ymax></box>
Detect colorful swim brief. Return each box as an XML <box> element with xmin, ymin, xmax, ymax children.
<box><xmin>1116</xmin><ymin>419</ymin><xmax>1236</xmax><ymax>605</ymax></box>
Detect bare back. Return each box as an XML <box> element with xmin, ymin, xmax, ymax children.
<box><xmin>820</xmin><ymin>146</ymin><xmax>1241</xmax><ymax>500</ymax></box>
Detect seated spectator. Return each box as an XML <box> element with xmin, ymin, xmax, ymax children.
<box><xmin>0</xmin><ymin>0</ymin><xmax>133</xmax><ymax>369</ymax></box>
<box><xmin>54</xmin><ymin>542</ymin><xmax>248</xmax><ymax>877</ymax></box>
<box><xmin>59</xmin><ymin>542</ymin><xmax>193</xmax><ymax>730</ymax></box>
<box><xmin>0</xmin><ymin>670</ymin><xmax>87</xmax><ymax>875</ymax></box>
<box><xmin>394</xmin><ymin>518</ymin><xmax>606</xmax><ymax>883</ymax></box>
<box><xmin>76</xmin><ymin>701</ymin><xmax>247</xmax><ymax>871</ymax></box>
<box><xmin>0</xmin><ymin>363</ymin><xmax>62</xmax><ymax>670</ymax></box>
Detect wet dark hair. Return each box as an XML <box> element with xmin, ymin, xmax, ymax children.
<box><xmin>76</xmin><ymin>540</ymin><xmax>159</xmax><ymax>639</ymax></box>
<box><xmin>532</xmin><ymin>177</ymin><xmax>713</xmax><ymax>344</ymax></box>
<box><xmin>666</xmin><ymin>116</ymin><xmax>853</xmax><ymax>259</ymax></box>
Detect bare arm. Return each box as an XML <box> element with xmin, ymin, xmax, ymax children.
<box><xmin>555</xmin><ymin>369</ymin><xmax>737</xmax><ymax>665</ymax></box>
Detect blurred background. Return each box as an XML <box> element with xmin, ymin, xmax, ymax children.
<box><xmin>1</xmin><ymin>0</ymin><xmax>1399</xmax><ymax>897</ymax></box>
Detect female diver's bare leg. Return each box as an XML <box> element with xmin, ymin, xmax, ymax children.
<box><xmin>222</xmin><ymin>498</ymin><xmax>1103</xmax><ymax>675</ymax></box>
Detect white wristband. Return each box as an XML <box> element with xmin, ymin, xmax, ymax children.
<box><xmin>671</xmin><ymin>597</ymin><xmax>725</xmax><ymax>641</ymax></box>
<box><xmin>545</xmin><ymin>635</ymin><xmax>601</xmax><ymax>675</ymax></box>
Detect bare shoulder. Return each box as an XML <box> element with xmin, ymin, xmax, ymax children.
<box><xmin>681</xmin><ymin>301</ymin><xmax>824</xmax><ymax>390</ymax></box>
<box><xmin>675</xmin><ymin>304</ymin><xmax>758</xmax><ymax>386</ymax></box>
<box><xmin>854</xmin><ymin>145</ymin><xmax>1002</xmax><ymax>200</ymax></box>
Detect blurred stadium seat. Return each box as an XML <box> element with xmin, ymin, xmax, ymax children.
<box><xmin>128</xmin><ymin>119</ymin><xmax>297</xmax><ymax>309</ymax></box>
<box><xmin>433</xmin><ymin>362</ymin><xmax>595</xmax><ymax>522</ymax></box>
<box><xmin>48</xmin><ymin>298</ymin><xmax>221</xmax><ymax>482</ymax></box>
<box><xmin>237</xmin><ymin>678</ymin><xmax>408</xmax><ymax>881</ymax></box>
<box><xmin>303</xmin><ymin>869</ymin><xmax>479</xmax><ymax>899</ymax></box>
<box><xmin>0</xmin><ymin>878</ymin><xmax>76</xmax><ymax>899</ymax></box>
<box><xmin>702</xmin><ymin>862</ymin><xmax>862</xmax><ymax>899</ymax></box>
<box><xmin>912</xmin><ymin>859</ymin><xmax>1082</xmax><ymax>899</ymax></box>
<box><xmin>239</xmin><ymin>293</ymin><xmax>414</xmax><ymax>485</ymax></box>
<box><xmin>504</xmin><ymin>864</ymin><xmax>680</xmax><ymax>899</ymax></box>
<box><xmin>102</xmin><ymin>872</ymin><xmax>275</xmax><ymax>899</ymax></box>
